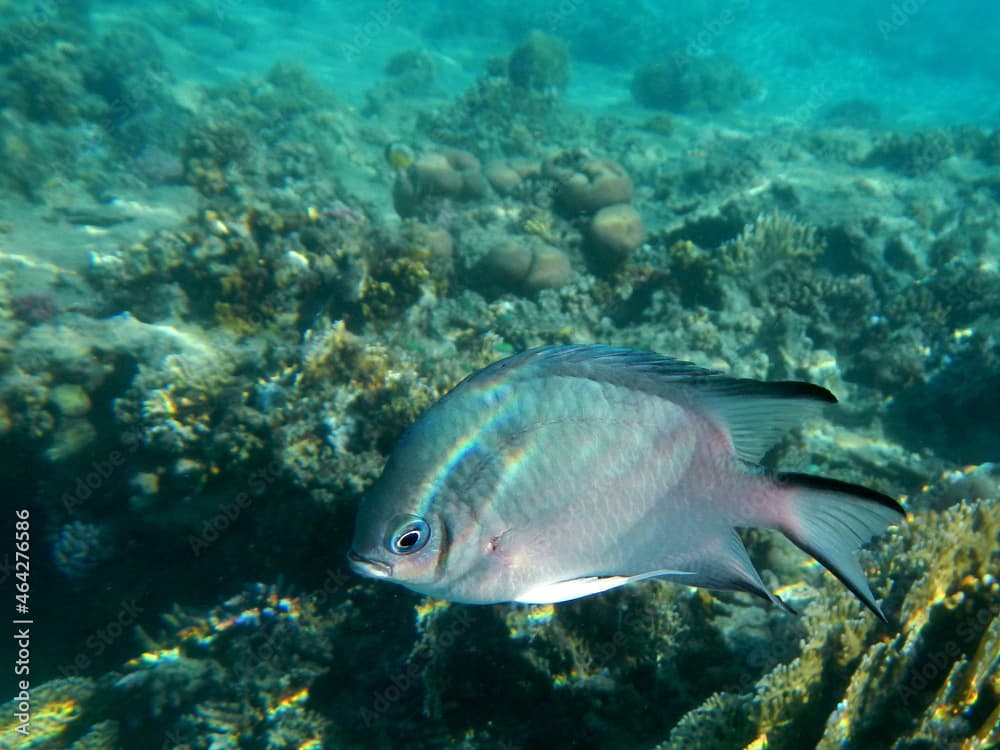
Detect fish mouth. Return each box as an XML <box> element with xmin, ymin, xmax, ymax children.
<box><xmin>347</xmin><ymin>550</ymin><xmax>393</xmax><ymax>579</ymax></box>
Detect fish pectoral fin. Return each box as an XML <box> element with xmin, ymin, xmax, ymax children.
<box><xmin>514</xmin><ymin>570</ymin><xmax>695</xmax><ymax>604</ymax></box>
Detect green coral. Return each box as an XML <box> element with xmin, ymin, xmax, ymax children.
<box><xmin>658</xmin><ymin>212</ymin><xmax>823</xmax><ymax>311</ymax></box>
<box><xmin>385</xmin><ymin>49</ymin><xmax>437</xmax><ymax>91</ymax></box>
<box><xmin>507</xmin><ymin>31</ymin><xmax>570</xmax><ymax>93</ymax></box>
<box><xmin>867</xmin><ymin>130</ymin><xmax>954</xmax><ymax>176</ymax></box>
<box><xmin>631</xmin><ymin>55</ymin><xmax>760</xmax><ymax>112</ymax></box>
<box><xmin>4</xmin><ymin>46</ymin><xmax>100</xmax><ymax>125</ymax></box>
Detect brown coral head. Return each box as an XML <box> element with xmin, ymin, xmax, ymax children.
<box><xmin>587</xmin><ymin>204</ymin><xmax>646</xmax><ymax>270</ymax></box>
<box><xmin>544</xmin><ymin>151</ymin><xmax>634</xmax><ymax>215</ymax></box>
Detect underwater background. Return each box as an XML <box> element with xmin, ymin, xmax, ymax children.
<box><xmin>0</xmin><ymin>0</ymin><xmax>998</xmax><ymax>748</ymax></box>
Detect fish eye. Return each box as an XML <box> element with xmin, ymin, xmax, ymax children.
<box><xmin>387</xmin><ymin>515</ymin><xmax>430</xmax><ymax>555</ymax></box>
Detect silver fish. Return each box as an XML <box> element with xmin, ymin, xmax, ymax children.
<box><xmin>348</xmin><ymin>345</ymin><xmax>904</xmax><ymax>620</ymax></box>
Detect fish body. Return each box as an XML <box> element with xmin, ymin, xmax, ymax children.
<box><xmin>348</xmin><ymin>345</ymin><xmax>904</xmax><ymax>619</ymax></box>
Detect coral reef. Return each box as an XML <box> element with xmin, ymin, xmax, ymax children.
<box><xmin>417</xmin><ymin>35</ymin><xmax>584</xmax><ymax>156</ymax></box>
<box><xmin>3</xmin><ymin>9</ymin><xmax>998</xmax><ymax>750</ymax></box>
<box><xmin>0</xmin><ymin>6</ymin><xmax>185</xmax><ymax>200</ymax></box>
<box><xmin>484</xmin><ymin>157</ymin><xmax>540</xmax><ymax>196</ymax></box>
<box><xmin>179</xmin><ymin>61</ymin><xmax>346</xmax><ymax>203</ymax></box>
<box><xmin>9</xmin><ymin>292</ymin><xmax>61</xmax><ymax>326</ymax></box>
<box><xmin>477</xmin><ymin>238</ymin><xmax>571</xmax><ymax>294</ymax></box>
<box><xmin>6</xmin><ymin>583</ymin><xmax>346</xmax><ymax>750</ymax></box>
<box><xmin>384</xmin><ymin>49</ymin><xmax>437</xmax><ymax>92</ymax></box>
<box><xmin>0</xmin><ymin>677</ymin><xmax>111</xmax><ymax>750</ymax></box>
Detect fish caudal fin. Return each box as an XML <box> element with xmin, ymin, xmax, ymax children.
<box><xmin>775</xmin><ymin>473</ymin><xmax>905</xmax><ymax>622</ymax></box>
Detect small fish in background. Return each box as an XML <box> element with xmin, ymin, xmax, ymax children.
<box><xmin>349</xmin><ymin>345</ymin><xmax>905</xmax><ymax>621</ymax></box>
<box><xmin>384</xmin><ymin>141</ymin><xmax>415</xmax><ymax>171</ymax></box>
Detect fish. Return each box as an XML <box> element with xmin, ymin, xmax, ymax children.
<box><xmin>348</xmin><ymin>345</ymin><xmax>905</xmax><ymax>621</ymax></box>
<box><xmin>384</xmin><ymin>141</ymin><xmax>415</xmax><ymax>171</ymax></box>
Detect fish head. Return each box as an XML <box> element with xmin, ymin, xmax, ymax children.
<box><xmin>346</xmin><ymin>411</ymin><xmax>470</xmax><ymax>598</ymax></box>
<box><xmin>347</xmin><ymin>437</ymin><xmax>504</xmax><ymax>601</ymax></box>
<box><xmin>348</xmin><ymin>379</ymin><xmax>517</xmax><ymax>602</ymax></box>
<box><xmin>347</xmin><ymin>501</ymin><xmax>448</xmax><ymax>590</ymax></box>
<box><xmin>348</xmin><ymin>473</ymin><xmax>511</xmax><ymax>603</ymax></box>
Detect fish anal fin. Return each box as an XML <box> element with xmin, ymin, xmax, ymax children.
<box><xmin>663</xmin><ymin>528</ymin><xmax>794</xmax><ymax>613</ymax></box>
<box><xmin>514</xmin><ymin>570</ymin><xmax>694</xmax><ymax>604</ymax></box>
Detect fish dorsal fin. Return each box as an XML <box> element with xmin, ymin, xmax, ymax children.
<box><xmin>689</xmin><ymin>376</ymin><xmax>836</xmax><ymax>464</ymax></box>
<box><xmin>514</xmin><ymin>570</ymin><xmax>694</xmax><ymax>604</ymax></box>
<box><xmin>477</xmin><ymin>345</ymin><xmax>836</xmax><ymax>464</ymax></box>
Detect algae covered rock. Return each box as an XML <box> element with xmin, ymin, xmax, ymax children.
<box><xmin>866</xmin><ymin>130</ymin><xmax>954</xmax><ymax>176</ymax></box>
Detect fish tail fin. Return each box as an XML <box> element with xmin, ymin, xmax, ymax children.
<box><xmin>773</xmin><ymin>473</ymin><xmax>905</xmax><ymax>622</ymax></box>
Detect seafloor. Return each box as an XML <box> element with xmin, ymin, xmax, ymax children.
<box><xmin>0</xmin><ymin>3</ymin><xmax>998</xmax><ymax>750</ymax></box>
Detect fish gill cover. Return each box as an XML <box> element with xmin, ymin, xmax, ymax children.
<box><xmin>0</xmin><ymin>1</ymin><xmax>997</xmax><ymax>749</ymax></box>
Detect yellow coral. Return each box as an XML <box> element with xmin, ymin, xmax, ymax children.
<box><xmin>521</xmin><ymin>210</ymin><xmax>558</xmax><ymax>244</ymax></box>
<box><xmin>0</xmin><ymin>678</ymin><xmax>93</xmax><ymax>750</ymax></box>
<box><xmin>719</xmin><ymin>212</ymin><xmax>823</xmax><ymax>275</ymax></box>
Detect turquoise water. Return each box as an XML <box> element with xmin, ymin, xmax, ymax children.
<box><xmin>1</xmin><ymin>2</ymin><xmax>999</xmax><ymax>749</ymax></box>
